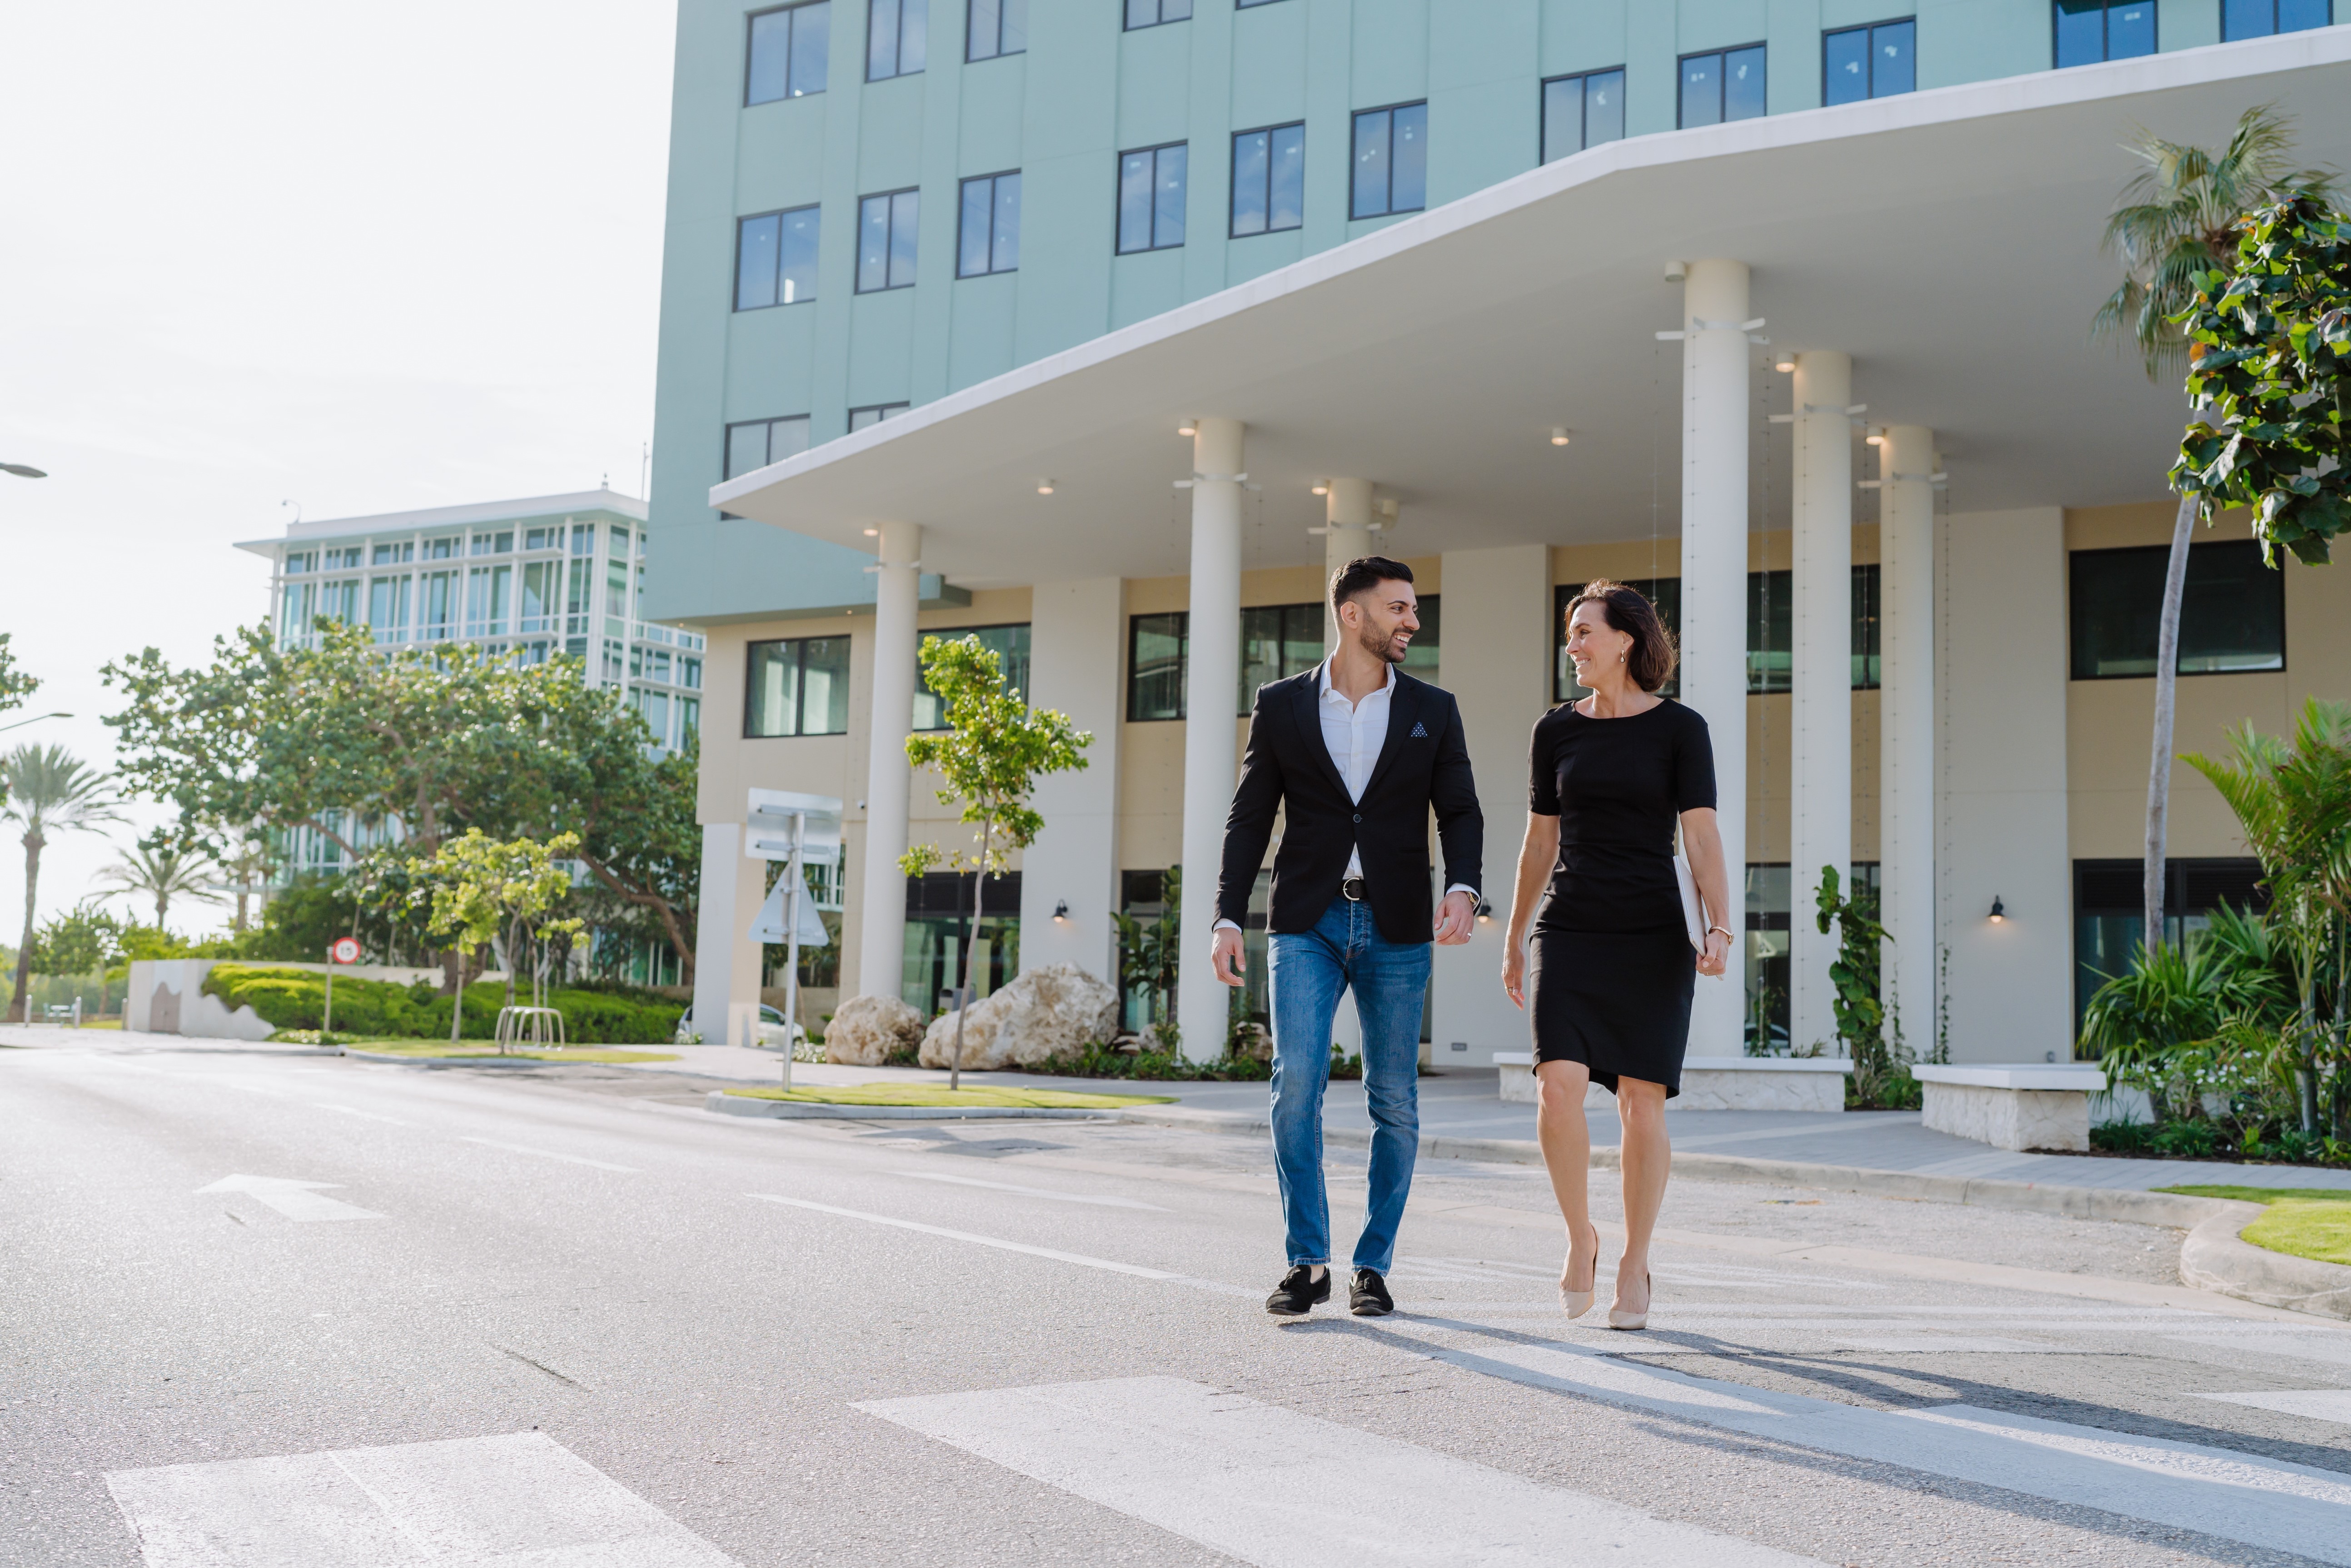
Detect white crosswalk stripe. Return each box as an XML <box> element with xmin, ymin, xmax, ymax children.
<box><xmin>860</xmin><ymin>1376</ymin><xmax>1831</xmax><ymax>1568</ymax></box>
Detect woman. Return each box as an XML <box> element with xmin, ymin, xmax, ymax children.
<box><xmin>1500</xmin><ymin>581</ymin><xmax>1733</xmax><ymax>1330</ymax></box>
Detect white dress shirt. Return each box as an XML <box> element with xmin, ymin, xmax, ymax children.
<box><xmin>1215</xmin><ymin>657</ymin><xmax>1474</xmax><ymax>934</ymax></box>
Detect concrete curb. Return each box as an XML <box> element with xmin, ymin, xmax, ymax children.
<box><xmin>2179</xmin><ymin>1200</ymin><xmax>2351</xmax><ymax>1321</ymax></box>
<box><xmin>1115</xmin><ymin>1103</ymin><xmax>2351</xmax><ymax>1319</ymax></box>
<box><xmin>338</xmin><ymin>1047</ymin><xmax>552</xmax><ymax>1069</ymax></box>
<box><xmin>707</xmin><ymin>1090</ymin><xmax>1121</xmax><ymax>1122</ymax></box>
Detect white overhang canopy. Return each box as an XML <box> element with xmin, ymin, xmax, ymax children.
<box><xmin>712</xmin><ymin>30</ymin><xmax>2351</xmax><ymax>588</ymax></box>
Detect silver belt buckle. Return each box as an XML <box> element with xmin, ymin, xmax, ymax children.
<box><xmin>1342</xmin><ymin>876</ymin><xmax>1366</xmax><ymax>902</ymax></box>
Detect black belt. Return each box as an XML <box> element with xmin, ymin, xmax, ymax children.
<box><xmin>1341</xmin><ymin>876</ymin><xmax>1367</xmax><ymax>902</ymax></box>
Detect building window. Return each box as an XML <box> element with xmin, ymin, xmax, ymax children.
<box><xmin>2074</xmin><ymin>858</ymin><xmax>2268</xmax><ymax>1031</ymax></box>
<box><xmin>867</xmin><ymin>0</ymin><xmax>926</xmax><ymax>80</ymax></box>
<box><xmin>1230</xmin><ymin>123</ymin><xmax>1304</xmax><ymax>238</ymax></box>
<box><xmin>1128</xmin><ymin>612</ymin><xmax>1188</xmax><ymax>719</ymax></box>
<box><xmin>736</xmin><ymin>206</ymin><xmax>820</xmax><ymax>310</ymax></box>
<box><xmin>1743</xmin><ymin>566</ymin><xmax>1882</xmax><ymax>693</ymax></box>
<box><xmin>2223</xmin><ymin>0</ymin><xmax>2330</xmax><ymax>35</ymax></box>
<box><xmin>323</xmin><ymin>546</ymin><xmax>364</xmax><ymax>570</ymax></box>
<box><xmin>371</xmin><ymin>541</ymin><xmax>413</xmax><ymax>566</ymax></box>
<box><xmin>469</xmin><ymin>531</ymin><xmax>513</xmax><ymax>556</ymax></box>
<box><xmin>1541</xmin><ymin>69</ymin><xmax>1626</xmax><ymax>163</ymax></box>
<box><xmin>2054</xmin><ymin>0</ymin><xmax>2156</xmax><ymax>67</ymax></box>
<box><xmin>283</xmin><ymin>550</ymin><xmax>316</xmax><ymax>575</ymax></box>
<box><xmin>747</xmin><ymin>1</ymin><xmax>829</xmax><ymax>104</ymax></box>
<box><xmin>367</xmin><ymin>577</ymin><xmax>411</xmax><ymax>644</ymax></box>
<box><xmin>915</xmin><ymin>623</ymin><xmax>1031</xmax><ymax>729</ymax></box>
<box><xmin>902</xmin><ymin>870</ymin><xmax>1022</xmax><ymax>1014</ymax></box>
<box><xmin>848</xmin><ymin>403</ymin><xmax>909</xmax><ymax>432</ymax></box>
<box><xmin>967</xmin><ymin>0</ymin><xmax>1025</xmax><ymax>59</ymax></box>
<box><xmin>746</xmin><ymin>636</ymin><xmax>852</xmax><ymax>737</ymax></box>
<box><xmin>417</xmin><ymin>572</ymin><xmax>456</xmax><ymax>641</ymax></box>
<box><xmin>1823</xmin><ymin>18</ymin><xmax>1914</xmax><ymax>105</ymax></box>
<box><xmin>1238</xmin><ymin>603</ymin><xmax>1324</xmax><ymax>713</ymax></box>
<box><xmin>518</xmin><ymin>560</ymin><xmax>563</xmax><ymax>635</ymax></box>
<box><xmin>422</xmin><ymin>536</ymin><xmax>458</xmax><ymax>560</ymax></box>
<box><xmin>464</xmin><ymin>564</ymin><xmax>512</xmax><ymax>638</ymax></box>
<box><xmin>1236</xmin><ymin>0</ymin><xmax>1288</xmax><ymax>6</ymax></box>
<box><xmin>857</xmin><ymin>191</ymin><xmax>919</xmax><ymax>292</ymax></box>
<box><xmin>1350</xmin><ymin>102</ymin><xmax>1427</xmax><ymax>219</ymax></box>
<box><xmin>1124</xmin><ymin>0</ymin><xmax>1190</xmax><ymax>28</ymax></box>
<box><xmin>1116</xmin><ymin>144</ymin><xmax>1187</xmax><ymax>254</ymax></box>
<box><xmin>1679</xmin><ymin>44</ymin><xmax>1767</xmax><ymax>127</ymax></box>
<box><xmin>2069</xmin><ymin>540</ymin><xmax>2285</xmax><ymax>679</ymax></box>
<box><xmin>725</xmin><ymin>418</ymin><xmax>811</xmax><ymax>488</ymax></box>
<box><xmin>958</xmin><ymin>171</ymin><xmax>1021</xmax><ymax>277</ymax></box>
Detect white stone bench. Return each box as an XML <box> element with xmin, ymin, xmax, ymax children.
<box><xmin>1494</xmin><ymin>1052</ymin><xmax>1851</xmax><ymax>1112</ymax></box>
<box><xmin>1911</xmin><ymin>1063</ymin><xmax>2107</xmax><ymax>1152</ymax></box>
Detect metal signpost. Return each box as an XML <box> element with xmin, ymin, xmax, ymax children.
<box><xmin>746</xmin><ymin>789</ymin><xmax>842</xmax><ymax>1090</ymax></box>
<box><xmin>325</xmin><ymin>936</ymin><xmax>361</xmax><ymax>1037</ymax></box>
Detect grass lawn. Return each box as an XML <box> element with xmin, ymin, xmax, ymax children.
<box><xmin>2158</xmin><ymin>1185</ymin><xmax>2351</xmax><ymax>1267</ymax></box>
<box><xmin>723</xmin><ymin>1081</ymin><xmax>1174</xmax><ymax>1110</ymax></box>
<box><xmin>345</xmin><ymin>1040</ymin><xmax>678</xmax><ymax>1065</ymax></box>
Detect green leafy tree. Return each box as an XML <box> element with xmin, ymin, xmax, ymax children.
<box><xmin>900</xmin><ymin>634</ymin><xmax>1091</xmax><ymax>1088</ymax></box>
<box><xmin>0</xmin><ymin>633</ymin><xmax>38</xmax><ymax>726</ymax></box>
<box><xmin>103</xmin><ymin>622</ymin><xmax>697</xmax><ymax>986</ymax></box>
<box><xmin>2</xmin><ymin>746</ymin><xmax>123</xmax><ymax>1022</ymax></box>
<box><xmin>405</xmin><ymin>830</ymin><xmax>582</xmax><ymax>1045</ymax></box>
<box><xmin>2092</xmin><ymin>105</ymin><xmax>2336</xmax><ymax>956</ymax></box>
<box><xmin>2185</xmin><ymin>699</ymin><xmax>2351</xmax><ymax>1134</ymax></box>
<box><xmin>1814</xmin><ymin>866</ymin><xmax>1907</xmax><ymax>1107</ymax></box>
<box><xmin>32</xmin><ymin>903</ymin><xmax>125</xmax><ymax>1017</ymax></box>
<box><xmin>96</xmin><ymin>843</ymin><xmax>221</xmax><ymax>930</ymax></box>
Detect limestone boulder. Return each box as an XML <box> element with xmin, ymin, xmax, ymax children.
<box><xmin>823</xmin><ymin>992</ymin><xmax>925</xmax><ymax>1066</ymax></box>
<box><xmin>918</xmin><ymin>963</ymin><xmax>1120</xmax><ymax>1071</ymax></box>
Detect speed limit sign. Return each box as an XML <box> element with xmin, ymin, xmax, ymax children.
<box><xmin>329</xmin><ymin>936</ymin><xmax>361</xmax><ymax>966</ymax></box>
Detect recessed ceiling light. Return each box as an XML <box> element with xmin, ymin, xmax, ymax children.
<box><xmin>1550</xmin><ymin>428</ymin><xmax>1571</xmax><ymax>447</ymax></box>
<box><xmin>1774</xmin><ymin>356</ymin><xmax>1796</xmax><ymax>373</ymax></box>
<box><xmin>1036</xmin><ymin>479</ymin><xmax>1056</xmax><ymax>495</ymax></box>
<box><xmin>1310</xmin><ymin>481</ymin><xmax>1329</xmax><ymax>496</ymax></box>
<box><xmin>1176</xmin><ymin>418</ymin><xmax>1198</xmax><ymax>436</ymax></box>
<box><xmin>862</xmin><ymin>527</ymin><xmax>880</xmax><ymax>537</ymax></box>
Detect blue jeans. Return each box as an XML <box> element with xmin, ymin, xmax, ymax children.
<box><xmin>1267</xmin><ymin>896</ymin><xmax>1431</xmax><ymax>1275</ymax></box>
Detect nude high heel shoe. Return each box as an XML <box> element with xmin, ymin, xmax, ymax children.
<box><xmin>1559</xmin><ymin>1226</ymin><xmax>1599</xmax><ymax>1319</ymax></box>
<box><xmin>1606</xmin><ymin>1271</ymin><xmax>1651</xmax><ymax>1332</ymax></box>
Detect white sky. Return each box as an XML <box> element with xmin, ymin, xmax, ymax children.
<box><xmin>0</xmin><ymin>0</ymin><xmax>677</xmax><ymax>942</ymax></box>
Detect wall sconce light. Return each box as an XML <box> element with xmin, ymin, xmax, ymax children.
<box><xmin>1036</xmin><ymin>479</ymin><xmax>1056</xmax><ymax>495</ymax></box>
<box><xmin>1053</xmin><ymin>901</ymin><xmax>1070</xmax><ymax>922</ymax></box>
<box><xmin>1476</xmin><ymin>900</ymin><xmax>1494</xmax><ymax>923</ymax></box>
<box><xmin>1176</xmin><ymin>418</ymin><xmax>1198</xmax><ymax>436</ymax></box>
<box><xmin>1310</xmin><ymin>480</ymin><xmax>1329</xmax><ymax>496</ymax></box>
<box><xmin>1988</xmin><ymin>896</ymin><xmax>2006</xmax><ymax>924</ymax></box>
<box><xmin>1773</xmin><ymin>355</ymin><xmax>1796</xmax><ymax>373</ymax></box>
<box><xmin>1549</xmin><ymin>428</ymin><xmax>1571</xmax><ymax>447</ymax></box>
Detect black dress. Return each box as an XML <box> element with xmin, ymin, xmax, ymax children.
<box><xmin>1525</xmin><ymin>699</ymin><xmax>1716</xmax><ymax>1098</ymax></box>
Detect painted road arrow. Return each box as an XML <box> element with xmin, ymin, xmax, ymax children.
<box><xmin>197</xmin><ymin>1174</ymin><xmax>386</xmax><ymax>1223</ymax></box>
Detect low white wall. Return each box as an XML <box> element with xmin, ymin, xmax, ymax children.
<box><xmin>126</xmin><ymin>960</ymin><xmax>276</xmax><ymax>1041</ymax></box>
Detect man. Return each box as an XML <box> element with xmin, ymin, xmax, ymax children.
<box><xmin>1212</xmin><ymin>556</ymin><xmax>1483</xmax><ymax>1319</ymax></box>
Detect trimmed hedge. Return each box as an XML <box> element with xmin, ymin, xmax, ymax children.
<box><xmin>202</xmin><ymin>964</ymin><xmax>684</xmax><ymax>1045</ymax></box>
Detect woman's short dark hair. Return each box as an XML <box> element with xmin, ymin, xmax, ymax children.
<box><xmin>1565</xmin><ymin>579</ymin><xmax>1679</xmax><ymax>694</ymax></box>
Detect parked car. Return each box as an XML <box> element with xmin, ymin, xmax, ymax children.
<box><xmin>673</xmin><ymin>1002</ymin><xmax>802</xmax><ymax>1050</ymax></box>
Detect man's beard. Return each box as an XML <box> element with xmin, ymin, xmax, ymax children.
<box><xmin>1357</xmin><ymin>622</ymin><xmax>1408</xmax><ymax>665</ymax></box>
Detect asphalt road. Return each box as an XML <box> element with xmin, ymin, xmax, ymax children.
<box><xmin>8</xmin><ymin>1034</ymin><xmax>2351</xmax><ymax>1567</ymax></box>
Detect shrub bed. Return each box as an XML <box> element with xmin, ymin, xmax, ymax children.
<box><xmin>204</xmin><ymin>964</ymin><xmax>683</xmax><ymax>1045</ymax></box>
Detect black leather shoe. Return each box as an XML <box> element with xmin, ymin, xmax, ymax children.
<box><xmin>1265</xmin><ymin>1264</ymin><xmax>1331</xmax><ymax>1317</ymax></box>
<box><xmin>1349</xmin><ymin>1268</ymin><xmax>1395</xmax><ymax>1317</ymax></box>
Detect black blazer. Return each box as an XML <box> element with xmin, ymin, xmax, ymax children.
<box><xmin>1216</xmin><ymin>667</ymin><xmax>1484</xmax><ymax>944</ymax></box>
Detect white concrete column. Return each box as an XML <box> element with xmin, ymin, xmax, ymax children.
<box><xmin>1320</xmin><ymin>478</ymin><xmax>1375</xmax><ymax>652</ymax></box>
<box><xmin>1788</xmin><ymin>350</ymin><xmax>1854</xmax><ymax>1056</ymax></box>
<box><xmin>856</xmin><ymin>521</ymin><xmax>922</xmax><ymax>1001</ymax></box>
<box><xmin>1879</xmin><ymin>425</ymin><xmax>1938</xmax><ymax>1055</ymax></box>
<box><xmin>1018</xmin><ymin>578</ymin><xmax>1125</xmax><ymax>983</ymax></box>
<box><xmin>1176</xmin><ymin>418</ymin><xmax>1245</xmax><ymax>1063</ymax></box>
<box><xmin>691</xmin><ymin>823</ymin><xmax>766</xmax><ymax>1046</ymax></box>
<box><xmin>1677</xmin><ymin>259</ymin><xmax>1752</xmax><ymax>1058</ymax></box>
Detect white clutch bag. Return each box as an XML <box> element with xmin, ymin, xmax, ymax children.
<box><xmin>1674</xmin><ymin>852</ymin><xmax>1704</xmax><ymax>953</ymax></box>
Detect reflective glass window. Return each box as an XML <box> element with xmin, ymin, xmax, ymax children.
<box><xmin>1542</xmin><ymin>69</ymin><xmax>1625</xmax><ymax>163</ymax></box>
<box><xmin>746</xmin><ymin>637</ymin><xmax>852</xmax><ymax>736</ymax></box>
<box><xmin>725</xmin><ymin>416</ymin><xmax>812</xmax><ymax>481</ymax></box>
<box><xmin>1680</xmin><ymin>44</ymin><xmax>1766</xmax><ymax>126</ymax></box>
<box><xmin>1124</xmin><ymin>0</ymin><xmax>1190</xmax><ymax>27</ymax></box>
<box><xmin>958</xmin><ymin>171</ymin><xmax>1021</xmax><ymax>277</ymax></box>
<box><xmin>2056</xmin><ymin>0</ymin><xmax>2157</xmax><ymax>66</ymax></box>
<box><xmin>966</xmin><ymin>0</ymin><xmax>1026</xmax><ymax>60</ymax></box>
<box><xmin>747</xmin><ymin>1</ymin><xmax>829</xmax><ymax>104</ymax></box>
<box><xmin>847</xmin><ymin>403</ymin><xmax>908</xmax><ymax>432</ymax></box>
<box><xmin>867</xmin><ymin>0</ymin><xmax>926</xmax><ymax>80</ymax></box>
<box><xmin>1116</xmin><ymin>144</ymin><xmax>1187</xmax><ymax>252</ymax></box>
<box><xmin>1350</xmin><ymin>102</ymin><xmax>1427</xmax><ymax>219</ymax></box>
<box><xmin>1128</xmin><ymin>612</ymin><xmax>1187</xmax><ymax>720</ymax></box>
<box><xmin>1230</xmin><ymin>123</ymin><xmax>1304</xmax><ymax>237</ymax></box>
<box><xmin>735</xmin><ymin>205</ymin><xmax>818</xmax><ymax>309</ymax></box>
<box><xmin>1824</xmin><ymin>19</ymin><xmax>1913</xmax><ymax>106</ymax></box>
<box><xmin>2069</xmin><ymin>540</ymin><xmax>2285</xmax><ymax>678</ymax></box>
<box><xmin>857</xmin><ymin>189</ymin><xmax>919</xmax><ymax>291</ymax></box>
<box><xmin>367</xmin><ymin>577</ymin><xmax>411</xmax><ymax>643</ymax></box>
<box><xmin>2224</xmin><ymin>0</ymin><xmax>2331</xmax><ymax>35</ymax></box>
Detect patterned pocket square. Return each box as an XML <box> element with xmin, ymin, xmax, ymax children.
<box><xmin>1410</xmin><ymin>722</ymin><xmax>1428</xmax><ymax>738</ymax></box>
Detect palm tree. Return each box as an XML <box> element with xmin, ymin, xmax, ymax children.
<box><xmin>97</xmin><ymin>844</ymin><xmax>222</xmax><ymax>931</ymax></box>
<box><xmin>2092</xmin><ymin>105</ymin><xmax>2336</xmax><ymax>957</ymax></box>
<box><xmin>2</xmin><ymin>746</ymin><xmax>122</xmax><ymax>1022</ymax></box>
